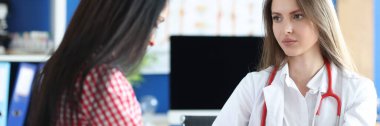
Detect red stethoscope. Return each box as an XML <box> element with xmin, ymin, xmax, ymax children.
<box><xmin>260</xmin><ymin>59</ymin><xmax>342</xmax><ymax>126</ymax></box>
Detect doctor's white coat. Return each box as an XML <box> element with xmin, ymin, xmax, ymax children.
<box><xmin>212</xmin><ymin>63</ymin><xmax>377</xmax><ymax>126</ymax></box>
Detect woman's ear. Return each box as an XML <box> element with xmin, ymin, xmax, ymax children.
<box><xmin>149</xmin><ymin>33</ymin><xmax>156</xmax><ymax>46</ymax></box>
<box><xmin>149</xmin><ymin>41</ymin><xmax>155</xmax><ymax>46</ymax></box>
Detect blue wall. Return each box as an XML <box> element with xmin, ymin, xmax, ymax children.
<box><xmin>7</xmin><ymin>0</ymin><xmax>50</xmax><ymax>32</ymax></box>
<box><xmin>67</xmin><ymin>0</ymin><xmax>79</xmax><ymax>26</ymax></box>
<box><xmin>375</xmin><ymin>0</ymin><xmax>380</xmax><ymax>97</ymax></box>
<box><xmin>133</xmin><ymin>75</ymin><xmax>169</xmax><ymax>113</ymax></box>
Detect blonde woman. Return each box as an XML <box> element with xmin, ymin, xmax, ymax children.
<box><xmin>213</xmin><ymin>0</ymin><xmax>377</xmax><ymax>125</ymax></box>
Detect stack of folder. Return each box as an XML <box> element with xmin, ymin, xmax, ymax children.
<box><xmin>0</xmin><ymin>62</ymin><xmax>40</xmax><ymax>126</ymax></box>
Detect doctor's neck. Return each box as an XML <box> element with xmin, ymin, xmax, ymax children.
<box><xmin>287</xmin><ymin>52</ymin><xmax>324</xmax><ymax>95</ymax></box>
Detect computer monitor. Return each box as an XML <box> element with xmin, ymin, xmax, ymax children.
<box><xmin>169</xmin><ymin>36</ymin><xmax>263</xmax><ymax>124</ymax></box>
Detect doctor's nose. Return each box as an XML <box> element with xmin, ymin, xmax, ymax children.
<box><xmin>284</xmin><ymin>22</ymin><xmax>293</xmax><ymax>34</ymax></box>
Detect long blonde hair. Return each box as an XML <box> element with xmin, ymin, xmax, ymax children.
<box><xmin>259</xmin><ymin>0</ymin><xmax>356</xmax><ymax>71</ymax></box>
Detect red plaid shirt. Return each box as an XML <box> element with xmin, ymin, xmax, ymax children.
<box><xmin>56</xmin><ymin>65</ymin><xmax>143</xmax><ymax>126</ymax></box>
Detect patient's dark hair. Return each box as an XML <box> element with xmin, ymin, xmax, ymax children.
<box><xmin>27</xmin><ymin>0</ymin><xmax>167</xmax><ymax>125</ymax></box>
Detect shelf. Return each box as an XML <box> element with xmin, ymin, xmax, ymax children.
<box><xmin>0</xmin><ymin>54</ymin><xmax>50</xmax><ymax>62</ymax></box>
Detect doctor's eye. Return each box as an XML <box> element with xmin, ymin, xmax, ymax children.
<box><xmin>293</xmin><ymin>13</ymin><xmax>305</xmax><ymax>20</ymax></box>
<box><xmin>272</xmin><ymin>16</ymin><xmax>282</xmax><ymax>23</ymax></box>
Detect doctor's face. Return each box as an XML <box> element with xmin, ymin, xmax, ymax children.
<box><xmin>271</xmin><ymin>0</ymin><xmax>320</xmax><ymax>57</ymax></box>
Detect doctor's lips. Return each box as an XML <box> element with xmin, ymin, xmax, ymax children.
<box><xmin>282</xmin><ymin>38</ymin><xmax>297</xmax><ymax>46</ymax></box>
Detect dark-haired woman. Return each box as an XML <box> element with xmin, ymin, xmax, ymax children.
<box><xmin>27</xmin><ymin>0</ymin><xmax>167</xmax><ymax>125</ymax></box>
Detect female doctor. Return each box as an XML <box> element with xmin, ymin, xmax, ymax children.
<box><xmin>212</xmin><ymin>0</ymin><xmax>377</xmax><ymax>125</ymax></box>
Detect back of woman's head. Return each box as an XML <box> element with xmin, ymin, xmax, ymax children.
<box><xmin>27</xmin><ymin>0</ymin><xmax>167</xmax><ymax>125</ymax></box>
<box><xmin>260</xmin><ymin>0</ymin><xmax>356</xmax><ymax>71</ymax></box>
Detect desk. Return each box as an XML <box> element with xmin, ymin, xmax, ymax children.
<box><xmin>143</xmin><ymin>114</ymin><xmax>169</xmax><ymax>126</ymax></box>
<box><xmin>147</xmin><ymin>114</ymin><xmax>380</xmax><ymax>126</ymax></box>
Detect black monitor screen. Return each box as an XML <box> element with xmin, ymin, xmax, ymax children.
<box><xmin>170</xmin><ymin>36</ymin><xmax>263</xmax><ymax>110</ymax></box>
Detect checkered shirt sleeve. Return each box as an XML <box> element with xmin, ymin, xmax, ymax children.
<box><xmin>57</xmin><ymin>65</ymin><xmax>143</xmax><ymax>126</ymax></box>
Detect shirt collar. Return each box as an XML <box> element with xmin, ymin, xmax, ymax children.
<box><xmin>279</xmin><ymin>62</ymin><xmax>328</xmax><ymax>94</ymax></box>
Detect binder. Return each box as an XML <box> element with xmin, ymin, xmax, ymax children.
<box><xmin>7</xmin><ymin>63</ymin><xmax>37</xmax><ymax>126</ymax></box>
<box><xmin>0</xmin><ymin>62</ymin><xmax>11</xmax><ymax>126</ymax></box>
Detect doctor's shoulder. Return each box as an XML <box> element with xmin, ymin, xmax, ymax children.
<box><xmin>338</xmin><ymin>67</ymin><xmax>377</xmax><ymax>108</ymax></box>
<box><xmin>338</xmin><ymin>67</ymin><xmax>377</xmax><ymax>124</ymax></box>
<box><xmin>339</xmin><ymin>68</ymin><xmax>375</xmax><ymax>91</ymax></box>
<box><xmin>237</xmin><ymin>66</ymin><xmax>275</xmax><ymax>92</ymax></box>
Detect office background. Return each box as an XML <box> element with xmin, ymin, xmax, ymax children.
<box><xmin>5</xmin><ymin>0</ymin><xmax>379</xmax><ymax>114</ymax></box>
